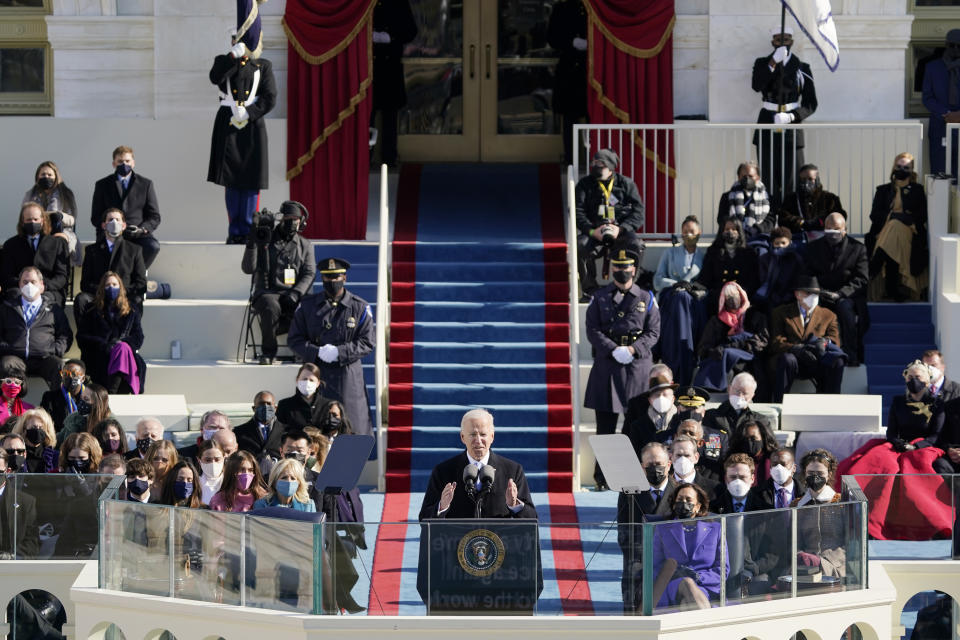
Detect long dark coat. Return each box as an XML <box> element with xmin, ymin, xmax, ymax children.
<box><xmin>371</xmin><ymin>0</ymin><xmax>418</xmax><ymax>111</ymax></box>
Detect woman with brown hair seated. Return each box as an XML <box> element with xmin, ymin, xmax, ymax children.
<box><xmin>77</xmin><ymin>271</ymin><xmax>145</xmax><ymax>394</ymax></box>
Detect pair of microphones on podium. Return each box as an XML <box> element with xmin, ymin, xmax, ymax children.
<box><xmin>462</xmin><ymin>463</ymin><xmax>496</xmax><ymax>518</ymax></box>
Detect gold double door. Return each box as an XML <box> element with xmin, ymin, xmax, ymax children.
<box><xmin>397</xmin><ymin>0</ymin><xmax>563</xmax><ymax>162</ymax></box>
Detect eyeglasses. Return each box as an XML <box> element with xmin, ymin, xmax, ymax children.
<box><xmin>5</xmin><ymin>448</ymin><xmax>26</xmax><ymax>456</ymax></box>
<box><xmin>1</xmin><ymin>378</ymin><xmax>23</xmax><ymax>386</ymax></box>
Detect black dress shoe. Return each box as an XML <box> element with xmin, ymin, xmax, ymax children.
<box><xmin>259</xmin><ymin>356</ymin><xmax>274</xmax><ymax>365</ymax></box>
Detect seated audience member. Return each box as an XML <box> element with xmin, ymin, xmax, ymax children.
<box><xmin>92</xmin><ymin>417</ymin><xmax>127</xmax><ymax>457</ymax></box>
<box><xmin>196</xmin><ymin>440</ymin><xmax>225</xmax><ymax>506</ymax></box>
<box><xmin>755</xmin><ymin>226</ymin><xmax>805</xmax><ymax>313</ymax></box>
<box><xmin>886</xmin><ymin>361</ymin><xmax>945</xmax><ymax>452</ymax></box>
<box><xmin>702</xmin><ymin>372</ymin><xmax>772</xmax><ymax>439</ymax></box>
<box><xmin>623</xmin><ymin>373</ymin><xmax>680</xmax><ymax>455</ymax></box>
<box><xmin>923</xmin><ymin>349</ymin><xmax>960</xmax><ymax>401</ymax></box>
<box><xmin>699</xmin><ymin>218</ymin><xmax>759</xmax><ymax>314</ymax></box>
<box><xmin>177</xmin><ymin>409</ymin><xmax>231</xmax><ymax>465</ymax></box>
<box><xmin>125</xmin><ymin>458</ymin><xmax>155</xmax><ymax>503</ymax></box>
<box><xmin>674</xmin><ymin>386</ymin><xmax>710</xmax><ymax>424</ymax></box>
<box><xmin>659</xmin><ymin>416</ymin><xmax>725</xmax><ymax>482</ymax></box>
<box><xmin>654</xmin><ymin>215</ymin><xmax>707</xmax><ymax>386</ymax></box>
<box><xmin>277</xmin><ymin>363</ymin><xmax>328</xmax><ymax>430</ymax></box>
<box><xmin>212</xmin><ymin>428</ymin><xmax>238</xmax><ymax>458</ymax></box>
<box><xmin>99</xmin><ymin>453</ymin><xmax>126</xmax><ymax>476</ymax></box>
<box><xmin>754</xmin><ymin>447</ymin><xmax>805</xmax><ymax>509</ymax></box>
<box><xmin>803</xmin><ymin>212</ymin><xmax>869</xmax><ymax>365</ymax></box>
<box><xmin>235</xmin><ymin>390</ymin><xmax>286</xmax><ymax>458</ymax></box>
<box><xmin>59</xmin><ymin>432</ymin><xmax>103</xmax><ymax>474</ymax></box>
<box><xmin>158</xmin><ymin>460</ymin><xmax>201</xmax><ymax>508</ymax></box>
<box><xmin>13</xmin><ymin>409</ymin><xmax>58</xmax><ymax>472</ymax></box>
<box><xmin>716</xmin><ymin>162</ymin><xmax>774</xmax><ymax>241</ymax></box>
<box><xmin>313</xmin><ymin>399</ymin><xmax>354</xmax><ymax>441</ymax></box>
<box><xmin>0</xmin><ymin>433</ymin><xmax>28</xmax><ymax>473</ymax></box>
<box><xmin>792</xmin><ymin>448</ymin><xmax>846</xmax><ymax>579</ymax></box>
<box><xmin>39</xmin><ymin>359</ymin><xmax>86</xmax><ymax>430</ymax></box>
<box><xmin>779</xmin><ymin>164</ymin><xmax>846</xmax><ymax>237</ymax></box>
<box><xmin>768</xmin><ymin>276</ymin><xmax>844</xmax><ymax>403</ymax></box>
<box><xmin>124</xmin><ymin>417</ymin><xmax>164</xmax><ymax>461</ymax></box>
<box><xmin>75</xmin><ymin>208</ymin><xmax>147</xmax><ymax>322</ymax></box>
<box><xmin>145</xmin><ymin>440</ymin><xmax>177</xmax><ymax>496</ymax></box>
<box><xmin>77</xmin><ymin>272</ymin><xmax>145</xmax><ymax>394</ymax></box>
<box><xmin>0</xmin><ymin>445</ymin><xmax>39</xmax><ymax>557</ymax></box>
<box><xmin>695</xmin><ymin>282</ymin><xmax>769</xmax><ymax>391</ymax></box>
<box><xmin>728</xmin><ymin>419</ymin><xmax>779</xmax><ymax>486</ymax></box>
<box><xmin>23</xmin><ymin>160</ymin><xmax>80</xmax><ymax>263</ymax></box>
<box><xmin>0</xmin><ymin>202</ymin><xmax>69</xmax><ymax>306</ymax></box>
<box><xmin>669</xmin><ymin>435</ymin><xmax>718</xmax><ymax>499</ymax></box>
<box><xmin>252</xmin><ymin>458</ymin><xmax>317</xmax><ymax>511</ymax></box>
<box><xmin>651</xmin><ymin>483</ymin><xmax>726</xmax><ymax>610</ymax></box>
<box><xmin>866</xmin><ymin>152</ymin><xmax>927</xmax><ymax>302</ymax></box>
<box><xmin>57</xmin><ymin>383</ymin><xmax>110</xmax><ymax>446</ymax></box>
<box><xmin>0</xmin><ymin>358</ymin><xmax>33</xmax><ymax>425</ymax></box>
<box><xmin>0</xmin><ymin>267</ymin><xmax>73</xmax><ymax>390</ymax></box>
<box><xmin>303</xmin><ymin>426</ymin><xmax>330</xmax><ymax>468</ymax></box>
<box><xmin>210</xmin><ymin>450</ymin><xmax>267</xmax><ymax>512</ymax></box>
<box><xmin>710</xmin><ymin>453</ymin><xmax>764</xmax><ymax>514</ymax></box>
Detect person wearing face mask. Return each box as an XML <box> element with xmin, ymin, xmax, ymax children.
<box><xmin>176</xmin><ymin>409</ymin><xmax>232</xmax><ymax>468</ymax></box>
<box><xmin>57</xmin><ymin>382</ymin><xmax>110</xmax><ymax>447</ymax></box>
<box><xmin>92</xmin><ymin>417</ymin><xmax>128</xmax><ymax>457</ymax></box>
<box><xmin>755</xmin><ymin>448</ymin><xmax>804</xmax><ymax>510</ymax></box>
<box><xmin>585</xmin><ymin>249</ymin><xmax>660</xmax><ymax>489</ymax></box>
<box><xmin>695</xmin><ymin>281</ymin><xmax>769</xmax><ymax>392</ymax></box>
<box><xmin>125</xmin><ymin>458</ymin><xmax>155</xmax><ymax>504</ymax></box>
<box><xmin>922</xmin><ymin>349</ymin><xmax>960</xmax><ymax>402</ymax></box>
<box><xmin>0</xmin><ymin>359</ymin><xmax>33</xmax><ymax>426</ymax></box>
<box><xmin>768</xmin><ymin>276</ymin><xmax>844</xmax><ymax>403</ymax></box>
<box><xmin>40</xmin><ymin>359</ymin><xmax>86</xmax><ymax>431</ymax></box>
<box><xmin>703</xmin><ymin>372</ymin><xmax>773</xmax><ymax>439</ymax></box>
<box><xmin>145</xmin><ymin>440</ymin><xmax>178</xmax><ymax>497</ymax></box>
<box><xmin>716</xmin><ymin>162</ymin><xmax>774</xmax><ymax>241</ymax></box>
<box><xmin>210</xmin><ymin>450</ymin><xmax>267</xmax><ymax>512</ymax></box>
<box><xmin>75</xmin><ymin>208</ymin><xmax>147</xmax><ymax>323</ymax></box>
<box><xmin>700</xmin><ymin>219</ymin><xmax>759</xmax><ymax>316</ymax></box>
<box><xmin>58</xmin><ymin>432</ymin><xmax>102</xmax><ymax>474</ymax></box>
<box><xmin>623</xmin><ymin>374</ymin><xmax>680</xmax><ymax>459</ymax></box>
<box><xmin>729</xmin><ymin>420</ymin><xmax>778</xmax><ymax>487</ymax></box>
<box><xmin>159</xmin><ymin>460</ymin><xmax>202</xmax><ymax>509</ymax></box>
<box><xmin>804</xmin><ymin>213</ymin><xmax>869</xmax><ymax>365</ymax></box>
<box><xmin>0</xmin><ymin>443</ymin><xmax>40</xmax><ymax>558</ymax></box>
<box><xmin>0</xmin><ymin>433</ymin><xmax>30</xmax><ymax>475</ymax></box>
<box><xmin>235</xmin><ymin>390</ymin><xmax>288</xmax><ymax>458</ymax></box>
<box><xmin>124</xmin><ymin>417</ymin><xmax>164</xmax><ymax>461</ymax></box>
<box><xmin>289</xmin><ymin>257</ymin><xmax>375</xmax><ymax>436</ymax></box>
<box><xmin>12</xmin><ymin>409</ymin><xmax>58</xmax><ymax>473</ymax></box>
<box><xmin>791</xmin><ymin>449</ymin><xmax>846</xmax><ymax>580</ymax></box>
<box><xmin>778</xmin><ymin>164</ymin><xmax>845</xmax><ymax>238</ymax></box>
<box><xmin>709</xmin><ymin>453</ymin><xmax>763</xmax><ymax>514</ymax></box>
<box><xmin>883</xmin><ymin>361</ymin><xmax>946</xmax><ymax>455</ymax></box>
<box><xmin>312</xmin><ymin>399</ymin><xmax>354</xmax><ymax>442</ymax></box>
<box><xmin>574</xmin><ymin>149</ymin><xmax>646</xmax><ymax>300</ymax></box>
<box><xmin>196</xmin><ymin>440</ymin><xmax>226</xmax><ymax>506</ymax></box>
<box><xmin>866</xmin><ymin>152</ymin><xmax>929</xmax><ymax>302</ymax></box>
<box><xmin>751</xmin><ymin>26</ymin><xmax>818</xmax><ymax>205</ymax></box>
<box><xmin>755</xmin><ymin>226</ymin><xmax>806</xmax><ymax>313</ymax></box>
<box><xmin>922</xmin><ymin>29</ymin><xmax>960</xmax><ymax>175</ymax></box>
<box><xmin>242</xmin><ymin>200</ymin><xmax>316</xmax><ymax>366</ymax></box>
<box><xmin>277</xmin><ymin>363</ymin><xmax>329</xmax><ymax>429</ymax></box>
<box><xmin>0</xmin><ymin>202</ymin><xmax>70</xmax><ymax>307</ymax></box>
<box><xmin>252</xmin><ymin>458</ymin><xmax>316</xmax><ymax>512</ymax></box>
<box><xmin>669</xmin><ymin>435</ymin><xmax>718</xmax><ymax>499</ymax></box>
<box><xmin>76</xmin><ymin>272</ymin><xmax>145</xmax><ymax>394</ymax></box>
<box><xmin>0</xmin><ymin>266</ymin><xmax>73</xmax><ymax>391</ymax></box>
<box><xmin>654</xmin><ymin>215</ymin><xmax>708</xmax><ymax>387</ymax></box>
<box><xmin>23</xmin><ymin>160</ymin><xmax>80</xmax><ymax>264</ymax></box>
<box><xmin>90</xmin><ymin>145</ymin><xmax>161</xmax><ymax>268</ymax></box>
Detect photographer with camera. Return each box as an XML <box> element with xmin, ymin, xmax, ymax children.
<box><xmin>574</xmin><ymin>149</ymin><xmax>645</xmax><ymax>302</ymax></box>
<box><xmin>241</xmin><ymin>201</ymin><xmax>315</xmax><ymax>365</ymax></box>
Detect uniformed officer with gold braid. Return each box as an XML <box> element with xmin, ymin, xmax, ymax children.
<box><xmin>288</xmin><ymin>257</ymin><xmax>375</xmax><ymax>436</ymax></box>
<box><xmin>583</xmin><ymin>248</ymin><xmax>660</xmax><ymax>490</ymax></box>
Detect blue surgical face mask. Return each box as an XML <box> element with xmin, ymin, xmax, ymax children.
<box><xmin>173</xmin><ymin>481</ymin><xmax>193</xmax><ymax>500</ymax></box>
<box><xmin>106</xmin><ymin>286</ymin><xmax>121</xmax><ymax>300</ymax></box>
<box><xmin>772</xmin><ymin>246</ymin><xmax>787</xmax><ymax>256</ymax></box>
<box><xmin>276</xmin><ymin>479</ymin><xmax>298</xmax><ymax>498</ymax></box>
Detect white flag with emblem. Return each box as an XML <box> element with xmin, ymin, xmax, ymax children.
<box><xmin>782</xmin><ymin>0</ymin><xmax>839</xmax><ymax>71</ymax></box>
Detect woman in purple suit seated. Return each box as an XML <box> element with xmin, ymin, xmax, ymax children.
<box><xmin>651</xmin><ymin>482</ymin><xmax>727</xmax><ymax>610</ymax></box>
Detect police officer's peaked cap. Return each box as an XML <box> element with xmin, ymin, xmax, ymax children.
<box><xmin>318</xmin><ymin>257</ymin><xmax>350</xmax><ymax>275</ymax></box>
<box><xmin>279</xmin><ymin>200</ymin><xmax>308</xmax><ymax>220</ymax></box>
<box><xmin>610</xmin><ymin>249</ymin><xmax>640</xmax><ymax>267</ymax></box>
<box><xmin>677</xmin><ymin>386</ymin><xmax>711</xmax><ymax>407</ymax></box>
<box><xmin>592</xmin><ymin>149</ymin><xmax>619</xmax><ymax>170</ymax></box>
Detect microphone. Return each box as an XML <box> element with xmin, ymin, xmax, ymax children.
<box><xmin>479</xmin><ymin>464</ymin><xmax>496</xmax><ymax>492</ymax></box>
<box><xmin>462</xmin><ymin>464</ymin><xmax>479</xmax><ymax>496</ymax></box>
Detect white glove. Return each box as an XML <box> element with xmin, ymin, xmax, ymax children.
<box><xmin>772</xmin><ymin>46</ymin><xmax>788</xmax><ymax>64</ymax></box>
<box><xmin>373</xmin><ymin>31</ymin><xmax>391</xmax><ymax>44</ymax></box>
<box><xmin>612</xmin><ymin>346</ymin><xmax>633</xmax><ymax>365</ymax></box>
<box><xmin>318</xmin><ymin>344</ymin><xmax>339</xmax><ymax>363</ymax></box>
<box><xmin>230</xmin><ymin>42</ymin><xmax>247</xmax><ymax>58</ymax></box>
<box><xmin>572</xmin><ymin>37</ymin><xmax>587</xmax><ymax>51</ymax></box>
<box><xmin>773</xmin><ymin>112</ymin><xmax>795</xmax><ymax>125</ymax></box>
<box><xmin>235</xmin><ymin>105</ymin><xmax>248</xmax><ymax>122</ymax></box>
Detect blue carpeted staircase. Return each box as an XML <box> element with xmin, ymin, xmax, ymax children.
<box><xmin>863</xmin><ymin>302</ymin><xmax>937</xmax><ymax>420</ymax></box>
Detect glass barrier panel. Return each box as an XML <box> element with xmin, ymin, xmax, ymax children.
<box><xmin>172</xmin><ymin>507</ymin><xmax>240</xmax><ymax>604</ymax></box>
<box><xmin>99</xmin><ymin>500</ymin><xmax>172</xmax><ymax>597</ymax></box>
<box><xmin>326</xmin><ymin>518</ymin><xmax>376</xmax><ymax>615</ymax></box>
<box><xmin>727</xmin><ymin>509</ymin><xmax>793</xmax><ymax>604</ymax></box>
<box><xmin>244</xmin><ymin>514</ymin><xmax>319</xmax><ymax>614</ymax></box>
<box><xmin>643</xmin><ymin>515</ymin><xmax>726</xmax><ymax>615</ymax></box>
<box><xmin>791</xmin><ymin>501</ymin><xmax>856</xmax><ymax>597</ymax></box>
<box><xmin>538</xmin><ymin>521</ymin><xmax>622</xmax><ymax>616</ymax></box>
<box><xmin>355</xmin><ymin>521</ymin><xmax>420</xmax><ymax>616</ymax></box>
<box><xmin>422</xmin><ymin>519</ymin><xmax>539</xmax><ymax>615</ymax></box>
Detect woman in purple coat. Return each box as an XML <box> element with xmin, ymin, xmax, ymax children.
<box><xmin>651</xmin><ymin>482</ymin><xmax>728</xmax><ymax>610</ymax></box>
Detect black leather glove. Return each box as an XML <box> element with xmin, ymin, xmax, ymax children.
<box><xmin>279</xmin><ymin>290</ymin><xmax>301</xmax><ymax>313</ymax></box>
<box><xmin>890</xmin><ymin>438</ymin><xmax>908</xmax><ymax>453</ymax></box>
<box><xmin>707</xmin><ymin>346</ymin><xmax>724</xmax><ymax>360</ymax></box>
<box><xmin>673</xmin><ymin>280</ymin><xmax>691</xmax><ymax>292</ymax></box>
<box><xmin>123</xmin><ymin>225</ymin><xmax>148</xmax><ymax>239</ymax></box>
<box><xmin>820</xmin><ymin>290</ymin><xmax>840</xmax><ymax>303</ymax></box>
<box><xmin>673</xmin><ymin>564</ymin><xmax>698</xmax><ymax>582</ymax></box>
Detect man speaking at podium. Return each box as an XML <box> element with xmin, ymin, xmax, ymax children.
<box><xmin>419</xmin><ymin>409</ymin><xmax>537</xmax><ymax>520</ymax></box>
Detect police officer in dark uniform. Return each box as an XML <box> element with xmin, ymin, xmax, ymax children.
<box><xmin>241</xmin><ymin>201</ymin><xmax>316</xmax><ymax>365</ymax></box>
<box><xmin>547</xmin><ymin>0</ymin><xmax>588</xmax><ymax>166</ymax></box>
<box><xmin>370</xmin><ymin>0</ymin><xmax>418</xmax><ymax>167</ymax></box>
<box><xmin>288</xmin><ymin>257</ymin><xmax>375</xmax><ymax>436</ymax></box>
<box><xmin>584</xmin><ymin>249</ymin><xmax>660</xmax><ymax>489</ymax></box>
<box><xmin>575</xmin><ymin>149</ymin><xmax>645</xmax><ymax>300</ymax></box>
<box><xmin>752</xmin><ymin>25</ymin><xmax>818</xmax><ymax>205</ymax></box>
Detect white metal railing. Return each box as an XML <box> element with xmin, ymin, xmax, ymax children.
<box><xmin>566</xmin><ymin>164</ymin><xmax>581</xmax><ymax>491</ymax></box>
<box><xmin>376</xmin><ymin>163</ymin><xmax>389</xmax><ymax>492</ymax></box>
<box><xmin>573</xmin><ymin>122</ymin><xmax>924</xmax><ymax>238</ymax></box>
<box><xmin>947</xmin><ymin>122</ymin><xmax>959</xmax><ymax>181</ymax></box>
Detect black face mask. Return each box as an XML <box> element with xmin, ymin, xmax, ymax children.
<box><xmin>281</xmin><ymin>219</ymin><xmax>299</xmax><ymax>238</ymax></box>
<box><xmin>644</xmin><ymin>465</ymin><xmax>667</xmax><ymax>486</ymax></box>
<box><xmin>322</xmin><ymin>415</ymin><xmax>342</xmax><ymax>435</ymax></box>
<box><xmin>22</xmin><ymin>222</ymin><xmax>42</xmax><ymax>236</ymax></box>
<box><xmin>8</xmin><ymin>454</ymin><xmax>25</xmax><ymax>471</ymax></box>
<box><xmin>799</xmin><ymin>179</ymin><xmax>818</xmax><ymax>194</ymax></box>
<box><xmin>612</xmin><ymin>270</ymin><xmax>632</xmax><ymax>285</ymax></box>
<box><xmin>127</xmin><ymin>478</ymin><xmax>149</xmax><ymax>496</ymax></box>
<box><xmin>136</xmin><ymin>437</ymin><xmax>152</xmax><ymax>454</ymax></box>
<box><xmin>745</xmin><ymin>439</ymin><xmax>763</xmax><ymax>456</ymax></box>
<box><xmin>115</xmin><ymin>163</ymin><xmax>132</xmax><ymax>178</ymax></box>
<box><xmin>37</xmin><ymin>177</ymin><xmax>55</xmax><ymax>190</ymax></box>
<box><xmin>77</xmin><ymin>400</ymin><xmax>92</xmax><ymax>417</ymax></box>
<box><xmin>69</xmin><ymin>459</ymin><xmax>91</xmax><ymax>473</ymax></box>
<box><xmin>254</xmin><ymin>404</ymin><xmax>276</xmax><ymax>424</ymax></box>
<box><xmin>284</xmin><ymin>451</ymin><xmax>307</xmax><ymax>464</ymax></box>
<box><xmin>806</xmin><ymin>474</ymin><xmax>827</xmax><ymax>492</ymax></box>
<box><xmin>739</xmin><ymin>176</ymin><xmax>756</xmax><ymax>191</ymax></box>
<box><xmin>323</xmin><ymin>280</ymin><xmax>345</xmax><ymax>297</ymax></box>
<box><xmin>893</xmin><ymin>168</ymin><xmax>911</xmax><ymax>181</ymax></box>
<box><xmin>25</xmin><ymin>428</ymin><xmax>44</xmax><ymax>446</ymax></box>
<box><xmin>590</xmin><ymin>165</ymin><xmax>606</xmax><ymax>179</ymax></box>
<box><xmin>723</xmin><ymin>231</ymin><xmax>738</xmax><ymax>245</ymax></box>
<box><xmin>673</xmin><ymin>501</ymin><xmax>696</xmax><ymax>519</ymax></box>
<box><xmin>824</xmin><ymin>232</ymin><xmax>843</xmax><ymax>245</ymax></box>
<box><xmin>906</xmin><ymin>377</ymin><xmax>927</xmax><ymax>394</ymax></box>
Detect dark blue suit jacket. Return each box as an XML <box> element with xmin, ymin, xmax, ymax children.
<box><xmin>922</xmin><ymin>58</ymin><xmax>960</xmax><ymax>173</ymax></box>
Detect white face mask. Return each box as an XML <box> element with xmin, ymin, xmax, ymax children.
<box><xmin>297</xmin><ymin>379</ymin><xmax>319</xmax><ymax>397</ymax></box>
<box><xmin>728</xmin><ymin>394</ymin><xmax>748</xmax><ymax>411</ymax></box>
<box><xmin>20</xmin><ymin>282</ymin><xmax>40</xmax><ymax>301</ymax></box>
<box><xmin>770</xmin><ymin>464</ymin><xmax>793</xmax><ymax>485</ymax></box>
<box><xmin>672</xmin><ymin>455</ymin><xmax>695</xmax><ymax>478</ymax></box>
<box><xmin>202</xmin><ymin>428</ymin><xmax>218</xmax><ymax>441</ymax></box>
<box><xmin>727</xmin><ymin>478</ymin><xmax>750</xmax><ymax>499</ymax></box>
<box><xmin>802</xmin><ymin>293</ymin><xmax>819</xmax><ymax>310</ymax></box>
<box><xmin>105</xmin><ymin>219</ymin><xmax>124</xmax><ymax>238</ymax></box>
<box><xmin>651</xmin><ymin>395</ymin><xmax>673</xmax><ymax>414</ymax></box>
<box><xmin>928</xmin><ymin>366</ymin><xmax>943</xmax><ymax>383</ymax></box>
<box><xmin>200</xmin><ymin>460</ymin><xmax>223</xmax><ymax>479</ymax></box>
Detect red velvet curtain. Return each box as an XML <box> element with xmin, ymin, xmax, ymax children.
<box><xmin>283</xmin><ymin>0</ymin><xmax>376</xmax><ymax>239</ymax></box>
<box><xmin>585</xmin><ymin>0</ymin><xmax>675</xmax><ymax>236</ymax></box>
